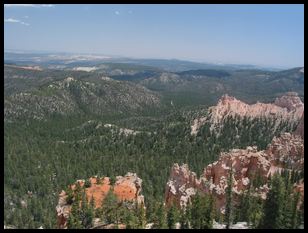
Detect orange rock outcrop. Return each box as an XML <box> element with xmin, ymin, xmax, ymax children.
<box><xmin>56</xmin><ymin>173</ymin><xmax>144</xmax><ymax>229</ymax></box>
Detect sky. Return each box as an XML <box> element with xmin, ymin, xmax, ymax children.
<box><xmin>4</xmin><ymin>4</ymin><xmax>304</xmax><ymax>68</ymax></box>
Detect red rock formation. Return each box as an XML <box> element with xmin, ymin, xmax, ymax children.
<box><xmin>56</xmin><ymin>173</ymin><xmax>144</xmax><ymax>229</ymax></box>
<box><xmin>191</xmin><ymin>93</ymin><xmax>304</xmax><ymax>135</ymax></box>
<box><xmin>165</xmin><ymin>147</ymin><xmax>271</xmax><ymax>211</ymax></box>
<box><xmin>165</xmin><ymin>164</ymin><xmax>201</xmax><ymax>208</ymax></box>
<box><xmin>266</xmin><ymin>133</ymin><xmax>304</xmax><ymax>172</ymax></box>
<box><xmin>165</xmin><ymin>133</ymin><xmax>304</xmax><ymax>212</ymax></box>
<box><xmin>294</xmin><ymin>179</ymin><xmax>304</xmax><ymax>205</ymax></box>
<box><xmin>201</xmin><ymin>146</ymin><xmax>271</xmax><ymax>210</ymax></box>
<box><xmin>294</xmin><ymin>112</ymin><xmax>304</xmax><ymax>139</ymax></box>
<box><xmin>274</xmin><ymin>92</ymin><xmax>304</xmax><ymax>112</ymax></box>
<box><xmin>56</xmin><ymin>190</ymin><xmax>72</xmax><ymax>229</ymax></box>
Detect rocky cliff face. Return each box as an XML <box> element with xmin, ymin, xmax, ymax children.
<box><xmin>56</xmin><ymin>173</ymin><xmax>144</xmax><ymax>229</ymax></box>
<box><xmin>274</xmin><ymin>92</ymin><xmax>304</xmax><ymax>112</ymax></box>
<box><xmin>266</xmin><ymin>133</ymin><xmax>304</xmax><ymax>171</ymax></box>
<box><xmin>201</xmin><ymin>146</ymin><xmax>270</xmax><ymax>210</ymax></box>
<box><xmin>294</xmin><ymin>112</ymin><xmax>304</xmax><ymax>139</ymax></box>
<box><xmin>191</xmin><ymin>92</ymin><xmax>304</xmax><ymax>135</ymax></box>
<box><xmin>165</xmin><ymin>132</ymin><xmax>304</xmax><ymax>212</ymax></box>
<box><xmin>164</xmin><ymin>164</ymin><xmax>200</xmax><ymax>208</ymax></box>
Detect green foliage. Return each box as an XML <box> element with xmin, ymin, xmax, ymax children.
<box><xmin>109</xmin><ymin>176</ymin><xmax>116</xmax><ymax>186</ymax></box>
<box><xmin>67</xmin><ymin>193</ymin><xmax>82</xmax><ymax>229</ymax></box>
<box><xmin>260</xmin><ymin>173</ymin><xmax>285</xmax><ymax>229</ymax></box>
<box><xmin>67</xmin><ymin>191</ymin><xmax>94</xmax><ymax>229</ymax></box>
<box><xmin>167</xmin><ymin>204</ymin><xmax>179</xmax><ymax>229</ymax></box>
<box><xmin>101</xmin><ymin>190</ymin><xmax>118</xmax><ymax>224</ymax></box>
<box><xmin>225</xmin><ymin>167</ymin><xmax>233</xmax><ymax>229</ymax></box>
<box><xmin>249</xmin><ymin>195</ymin><xmax>264</xmax><ymax>228</ymax></box>
<box><xmin>179</xmin><ymin>69</ymin><xmax>231</xmax><ymax>78</ymax></box>
<box><xmin>4</xmin><ymin>109</ymin><xmax>298</xmax><ymax>228</ymax></box>
<box><xmin>4</xmin><ymin>65</ymin><xmax>303</xmax><ymax>228</ymax></box>
<box><xmin>136</xmin><ymin>204</ymin><xmax>147</xmax><ymax>228</ymax></box>
<box><xmin>153</xmin><ymin>202</ymin><xmax>167</xmax><ymax>229</ymax></box>
<box><xmin>235</xmin><ymin>183</ymin><xmax>263</xmax><ymax>228</ymax></box>
<box><xmin>189</xmin><ymin>193</ymin><xmax>214</xmax><ymax>229</ymax></box>
<box><xmin>124</xmin><ymin>210</ymin><xmax>139</xmax><ymax>229</ymax></box>
<box><xmin>179</xmin><ymin>207</ymin><xmax>190</xmax><ymax>229</ymax></box>
<box><xmin>252</xmin><ymin>171</ymin><xmax>266</xmax><ymax>188</ymax></box>
<box><xmin>84</xmin><ymin>179</ymin><xmax>91</xmax><ymax>188</ymax></box>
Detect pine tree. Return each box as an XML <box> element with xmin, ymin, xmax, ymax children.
<box><xmin>89</xmin><ymin>195</ymin><xmax>95</xmax><ymax>211</ymax></box>
<box><xmin>282</xmin><ymin>191</ymin><xmax>293</xmax><ymax>228</ymax></box>
<box><xmin>109</xmin><ymin>176</ymin><xmax>116</xmax><ymax>186</ymax></box>
<box><xmin>179</xmin><ymin>207</ymin><xmax>189</xmax><ymax>229</ymax></box>
<box><xmin>201</xmin><ymin>194</ymin><xmax>214</xmax><ymax>229</ymax></box>
<box><xmin>84</xmin><ymin>179</ymin><xmax>91</xmax><ymax>188</ymax></box>
<box><xmin>190</xmin><ymin>193</ymin><xmax>213</xmax><ymax>229</ymax></box>
<box><xmin>298</xmin><ymin>198</ymin><xmax>304</xmax><ymax>228</ymax></box>
<box><xmin>124</xmin><ymin>210</ymin><xmax>138</xmax><ymax>229</ymax></box>
<box><xmin>261</xmin><ymin>173</ymin><xmax>285</xmax><ymax>229</ymax></box>
<box><xmin>190</xmin><ymin>193</ymin><xmax>202</xmax><ymax>229</ymax></box>
<box><xmin>77</xmin><ymin>191</ymin><xmax>93</xmax><ymax>229</ymax></box>
<box><xmin>167</xmin><ymin>203</ymin><xmax>179</xmax><ymax>229</ymax></box>
<box><xmin>249</xmin><ymin>196</ymin><xmax>263</xmax><ymax>228</ymax></box>
<box><xmin>67</xmin><ymin>195</ymin><xmax>82</xmax><ymax>229</ymax></box>
<box><xmin>103</xmin><ymin>190</ymin><xmax>118</xmax><ymax>224</ymax></box>
<box><xmin>225</xmin><ymin>165</ymin><xmax>233</xmax><ymax>229</ymax></box>
<box><xmin>153</xmin><ymin>202</ymin><xmax>167</xmax><ymax>229</ymax></box>
<box><xmin>183</xmin><ymin>202</ymin><xmax>192</xmax><ymax>229</ymax></box>
<box><xmin>291</xmin><ymin>192</ymin><xmax>300</xmax><ymax>229</ymax></box>
<box><xmin>239</xmin><ymin>183</ymin><xmax>252</xmax><ymax>224</ymax></box>
<box><xmin>137</xmin><ymin>204</ymin><xmax>147</xmax><ymax>229</ymax></box>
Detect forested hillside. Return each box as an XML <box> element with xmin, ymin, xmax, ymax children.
<box><xmin>4</xmin><ymin>65</ymin><xmax>304</xmax><ymax>229</ymax></box>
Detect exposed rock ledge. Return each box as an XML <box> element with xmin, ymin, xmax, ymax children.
<box><xmin>56</xmin><ymin>173</ymin><xmax>144</xmax><ymax>229</ymax></box>
<box><xmin>165</xmin><ymin>132</ymin><xmax>304</xmax><ymax>212</ymax></box>
<box><xmin>294</xmin><ymin>112</ymin><xmax>304</xmax><ymax>139</ymax></box>
<box><xmin>191</xmin><ymin>92</ymin><xmax>304</xmax><ymax>135</ymax></box>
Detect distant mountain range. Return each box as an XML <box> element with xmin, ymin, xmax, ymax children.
<box><xmin>4</xmin><ymin>62</ymin><xmax>304</xmax><ymax>122</ymax></box>
<box><xmin>4</xmin><ymin>51</ymin><xmax>286</xmax><ymax>72</ymax></box>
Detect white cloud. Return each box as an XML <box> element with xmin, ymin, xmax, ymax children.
<box><xmin>4</xmin><ymin>4</ymin><xmax>55</xmax><ymax>8</ymax></box>
<box><xmin>40</xmin><ymin>4</ymin><xmax>55</xmax><ymax>8</ymax></box>
<box><xmin>4</xmin><ymin>18</ymin><xmax>30</xmax><ymax>26</ymax></box>
<box><xmin>24</xmin><ymin>16</ymin><xmax>29</xmax><ymax>18</ymax></box>
<box><xmin>5</xmin><ymin>18</ymin><xmax>19</xmax><ymax>23</ymax></box>
<box><xmin>20</xmin><ymin>22</ymin><xmax>30</xmax><ymax>26</ymax></box>
<box><xmin>115</xmin><ymin>11</ymin><xmax>120</xmax><ymax>15</ymax></box>
<box><xmin>40</xmin><ymin>4</ymin><xmax>55</xmax><ymax>7</ymax></box>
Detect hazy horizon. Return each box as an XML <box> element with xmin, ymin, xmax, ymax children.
<box><xmin>4</xmin><ymin>4</ymin><xmax>304</xmax><ymax>68</ymax></box>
